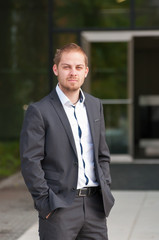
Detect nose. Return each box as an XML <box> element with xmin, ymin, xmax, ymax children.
<box><xmin>70</xmin><ymin>67</ymin><xmax>77</xmax><ymax>76</ymax></box>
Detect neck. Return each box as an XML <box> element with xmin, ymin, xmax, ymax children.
<box><xmin>72</xmin><ymin>99</ymin><xmax>79</xmax><ymax>105</ymax></box>
<box><xmin>68</xmin><ymin>92</ymin><xmax>80</xmax><ymax>105</ymax></box>
<box><xmin>58</xmin><ymin>85</ymin><xmax>80</xmax><ymax>105</ymax></box>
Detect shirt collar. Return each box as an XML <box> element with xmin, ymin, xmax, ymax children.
<box><xmin>56</xmin><ymin>84</ymin><xmax>85</xmax><ymax>107</ymax></box>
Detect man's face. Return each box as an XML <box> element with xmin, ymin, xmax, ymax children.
<box><xmin>53</xmin><ymin>51</ymin><xmax>89</xmax><ymax>94</ymax></box>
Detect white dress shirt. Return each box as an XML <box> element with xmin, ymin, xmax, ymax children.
<box><xmin>56</xmin><ymin>85</ymin><xmax>98</xmax><ymax>189</ymax></box>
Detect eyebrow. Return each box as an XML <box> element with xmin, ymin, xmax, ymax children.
<box><xmin>61</xmin><ymin>63</ymin><xmax>85</xmax><ymax>67</ymax></box>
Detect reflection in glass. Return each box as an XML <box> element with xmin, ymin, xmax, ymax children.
<box><xmin>103</xmin><ymin>104</ymin><xmax>128</xmax><ymax>154</ymax></box>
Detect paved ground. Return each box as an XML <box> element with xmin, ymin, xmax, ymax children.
<box><xmin>0</xmin><ymin>173</ymin><xmax>37</xmax><ymax>240</ymax></box>
<box><xmin>108</xmin><ymin>191</ymin><xmax>159</xmax><ymax>240</ymax></box>
<box><xmin>1</xmin><ymin>172</ymin><xmax>159</xmax><ymax>240</ymax></box>
<box><xmin>17</xmin><ymin>191</ymin><xmax>159</xmax><ymax>240</ymax></box>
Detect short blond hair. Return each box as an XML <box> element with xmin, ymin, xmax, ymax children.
<box><xmin>53</xmin><ymin>43</ymin><xmax>88</xmax><ymax>66</ymax></box>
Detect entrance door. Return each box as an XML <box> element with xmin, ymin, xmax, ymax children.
<box><xmin>81</xmin><ymin>30</ymin><xmax>159</xmax><ymax>161</ymax></box>
<box><xmin>83</xmin><ymin>42</ymin><xmax>132</xmax><ymax>161</ymax></box>
<box><xmin>93</xmin><ymin>42</ymin><xmax>129</xmax><ymax>154</ymax></box>
<box><xmin>133</xmin><ymin>36</ymin><xmax>159</xmax><ymax>158</ymax></box>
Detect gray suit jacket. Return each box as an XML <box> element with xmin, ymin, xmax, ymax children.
<box><xmin>20</xmin><ymin>89</ymin><xmax>114</xmax><ymax>219</ymax></box>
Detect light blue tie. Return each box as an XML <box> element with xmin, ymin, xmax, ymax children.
<box><xmin>72</xmin><ymin>105</ymin><xmax>89</xmax><ymax>185</ymax></box>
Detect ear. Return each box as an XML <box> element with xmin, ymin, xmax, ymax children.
<box><xmin>53</xmin><ymin>64</ymin><xmax>58</xmax><ymax>76</ymax></box>
<box><xmin>85</xmin><ymin>67</ymin><xmax>89</xmax><ymax>78</ymax></box>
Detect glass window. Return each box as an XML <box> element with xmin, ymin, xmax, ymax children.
<box><xmin>90</xmin><ymin>42</ymin><xmax>129</xmax><ymax>154</ymax></box>
<box><xmin>91</xmin><ymin>42</ymin><xmax>128</xmax><ymax>99</ymax></box>
<box><xmin>103</xmin><ymin>104</ymin><xmax>129</xmax><ymax>154</ymax></box>
<box><xmin>54</xmin><ymin>0</ymin><xmax>130</xmax><ymax>28</ymax></box>
<box><xmin>0</xmin><ymin>1</ymin><xmax>49</xmax><ymax>140</ymax></box>
<box><xmin>52</xmin><ymin>33</ymin><xmax>78</xmax><ymax>53</ymax></box>
<box><xmin>135</xmin><ymin>0</ymin><xmax>159</xmax><ymax>28</ymax></box>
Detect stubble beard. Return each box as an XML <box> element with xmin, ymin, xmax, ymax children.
<box><xmin>63</xmin><ymin>83</ymin><xmax>80</xmax><ymax>93</ymax></box>
<box><xmin>60</xmin><ymin>76</ymin><xmax>84</xmax><ymax>93</ymax></box>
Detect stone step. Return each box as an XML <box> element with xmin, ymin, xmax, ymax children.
<box><xmin>110</xmin><ymin>161</ymin><xmax>159</xmax><ymax>190</ymax></box>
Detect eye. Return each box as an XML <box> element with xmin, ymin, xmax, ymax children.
<box><xmin>76</xmin><ymin>66</ymin><xmax>83</xmax><ymax>70</ymax></box>
<box><xmin>63</xmin><ymin>65</ymin><xmax>70</xmax><ymax>69</ymax></box>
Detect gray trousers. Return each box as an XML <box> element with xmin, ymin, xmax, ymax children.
<box><xmin>39</xmin><ymin>191</ymin><xmax>108</xmax><ymax>240</ymax></box>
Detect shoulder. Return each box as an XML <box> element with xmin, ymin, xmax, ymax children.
<box><xmin>84</xmin><ymin>92</ymin><xmax>101</xmax><ymax>105</ymax></box>
<box><xmin>27</xmin><ymin>89</ymin><xmax>57</xmax><ymax>112</ymax></box>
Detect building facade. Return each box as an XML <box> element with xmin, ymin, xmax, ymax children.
<box><xmin>1</xmin><ymin>0</ymin><xmax>159</xmax><ymax>166</ymax></box>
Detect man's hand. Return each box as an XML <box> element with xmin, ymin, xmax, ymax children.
<box><xmin>46</xmin><ymin>212</ymin><xmax>52</xmax><ymax>219</ymax></box>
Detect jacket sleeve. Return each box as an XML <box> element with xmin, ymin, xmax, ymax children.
<box><xmin>98</xmin><ymin>101</ymin><xmax>112</xmax><ymax>185</ymax></box>
<box><xmin>20</xmin><ymin>104</ymin><xmax>51</xmax><ymax>218</ymax></box>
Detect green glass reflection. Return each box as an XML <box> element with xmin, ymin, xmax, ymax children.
<box><xmin>0</xmin><ymin>1</ymin><xmax>48</xmax><ymax>140</ymax></box>
<box><xmin>53</xmin><ymin>33</ymin><xmax>77</xmax><ymax>50</ymax></box>
<box><xmin>135</xmin><ymin>0</ymin><xmax>159</xmax><ymax>28</ymax></box>
<box><xmin>54</xmin><ymin>0</ymin><xmax>130</xmax><ymax>28</ymax></box>
<box><xmin>91</xmin><ymin>42</ymin><xmax>127</xmax><ymax>99</ymax></box>
<box><xmin>90</xmin><ymin>42</ymin><xmax>128</xmax><ymax>154</ymax></box>
<box><xmin>103</xmin><ymin>104</ymin><xmax>128</xmax><ymax>154</ymax></box>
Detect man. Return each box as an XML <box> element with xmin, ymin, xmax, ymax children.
<box><xmin>20</xmin><ymin>43</ymin><xmax>114</xmax><ymax>240</ymax></box>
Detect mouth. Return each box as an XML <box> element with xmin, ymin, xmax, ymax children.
<box><xmin>68</xmin><ymin>79</ymin><xmax>78</xmax><ymax>82</ymax></box>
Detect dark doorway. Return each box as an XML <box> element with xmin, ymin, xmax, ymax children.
<box><xmin>133</xmin><ymin>36</ymin><xmax>159</xmax><ymax>158</ymax></box>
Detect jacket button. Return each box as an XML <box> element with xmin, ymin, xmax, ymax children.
<box><xmin>74</xmin><ymin>161</ymin><xmax>78</xmax><ymax>166</ymax></box>
<box><xmin>72</xmin><ymin>187</ymin><xmax>76</xmax><ymax>191</ymax></box>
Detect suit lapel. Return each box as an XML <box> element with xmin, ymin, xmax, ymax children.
<box><xmin>49</xmin><ymin>89</ymin><xmax>77</xmax><ymax>157</ymax></box>
<box><xmin>49</xmin><ymin>89</ymin><xmax>99</xmax><ymax>158</ymax></box>
<box><xmin>84</xmin><ymin>95</ymin><xmax>98</xmax><ymax>152</ymax></box>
